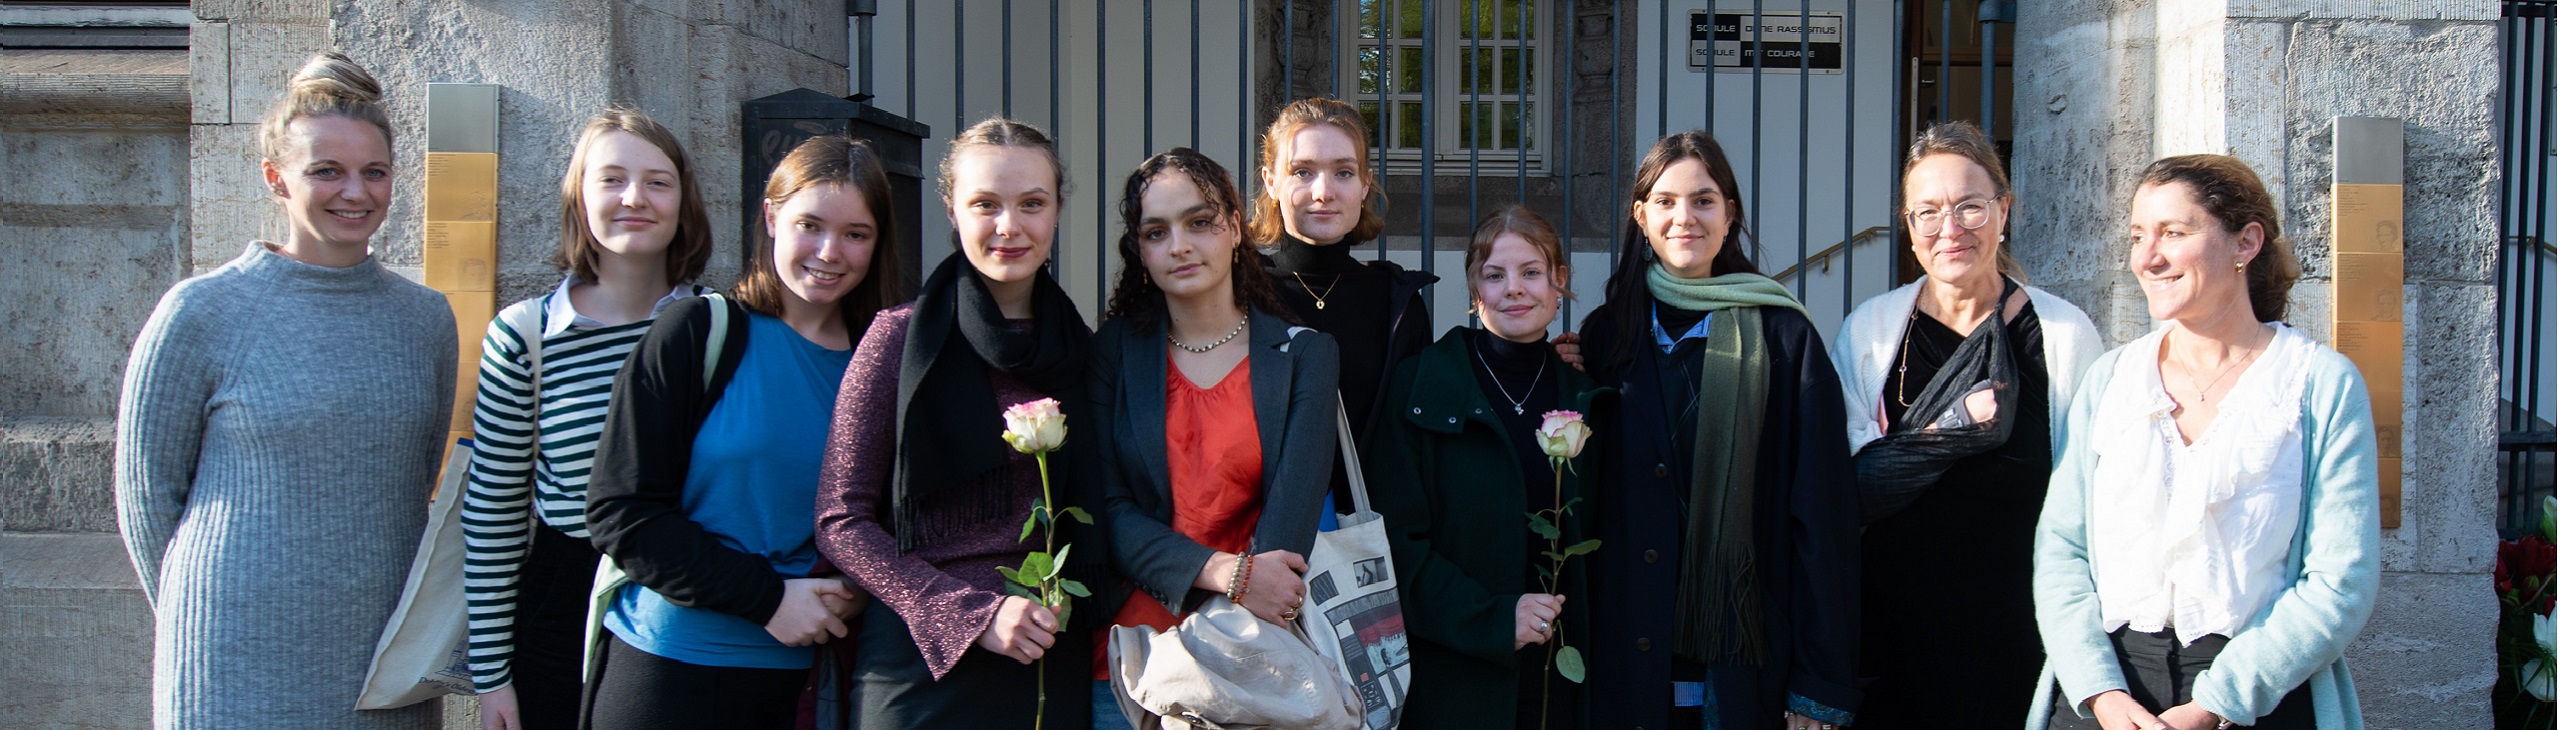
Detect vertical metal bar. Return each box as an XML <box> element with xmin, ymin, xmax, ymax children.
<box><xmin>1241</xmin><ymin>0</ymin><xmax>1251</xmax><ymax>180</ymax></box>
<box><xmin>2530</xmin><ymin>8</ymin><xmax>2554</xmax><ymax>439</ymax></box>
<box><xmin>1378</xmin><ymin>2</ymin><xmax>1391</xmax><ymax>262</ymax></box>
<box><xmin>1796</xmin><ymin>7</ymin><xmax>1808</xmax><ymax>298</ymax></box>
<box><xmin>1146</xmin><ymin>0</ymin><xmax>1157</xmax><ymax>153</ymax></box>
<box><xmin>1559</xmin><ymin>0</ymin><xmax>1575</xmax><ymax>333</ymax></box>
<box><xmin>1192</xmin><ymin>0</ymin><xmax>1202</xmax><ymax>147</ymax></box>
<box><xmin>1003</xmin><ymin>0</ymin><xmax>1014</xmax><ymax>117</ymax></box>
<box><xmin>1332</xmin><ymin>0</ymin><xmax>1343</xmax><ymax>97</ymax></box>
<box><xmin>2500</xmin><ymin>6</ymin><xmax>2520</xmax><ymax>435</ymax></box>
<box><xmin>1096</xmin><ymin>0</ymin><xmax>1109</xmax><ymax>299</ymax></box>
<box><xmin>1750</xmin><ymin>0</ymin><xmax>1764</xmax><ymax>259</ymax></box>
<box><xmin>1704</xmin><ymin>2</ymin><xmax>1716</xmax><ymax>134</ymax></box>
<box><xmin>955</xmin><ymin>0</ymin><xmax>967</xmax><ymax>133</ymax></box>
<box><xmin>1656</xmin><ymin>0</ymin><xmax>1668</xmax><ymax>138</ymax></box>
<box><xmin>1284</xmin><ymin>0</ymin><xmax>1294</xmax><ymax>96</ymax></box>
<box><xmin>857</xmin><ymin>5</ymin><xmax>875</xmax><ymax>100</ymax></box>
<box><xmin>916</xmin><ymin>0</ymin><xmax>926</xmax><ymax>117</ymax></box>
<box><xmin>1980</xmin><ymin>15</ymin><xmax>1994</xmax><ymax>136</ymax></box>
<box><xmin>1894</xmin><ymin>0</ymin><xmax>1908</xmax><ymax>278</ymax></box>
<box><xmin>1937</xmin><ymin>0</ymin><xmax>1950</xmax><ymax>122</ymax></box>
<box><xmin>1611</xmin><ymin>2</ymin><xmax>1623</xmax><ymax>276</ymax></box>
<box><xmin>1050</xmin><ymin>0</ymin><xmax>1060</xmax><ymax>135</ymax></box>
<box><xmin>1423</xmin><ymin>0</ymin><xmax>1439</xmax><ymax>284</ymax></box>
<box><xmin>1844</xmin><ymin>0</ymin><xmax>1857</xmax><ymax>314</ymax></box>
<box><xmin>1470</xmin><ymin>0</ymin><xmax>1482</xmax><ymax>232</ymax></box>
<box><xmin>1516</xmin><ymin>0</ymin><xmax>1528</xmax><ymax>191</ymax></box>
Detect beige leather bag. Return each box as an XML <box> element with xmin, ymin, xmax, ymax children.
<box><xmin>1107</xmin><ymin>596</ymin><xmax>1363</xmax><ymax>730</ymax></box>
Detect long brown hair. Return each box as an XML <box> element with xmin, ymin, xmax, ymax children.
<box><xmin>552</xmin><ymin>107</ymin><xmax>714</xmax><ymax>287</ymax></box>
<box><xmin>1104</xmin><ymin>148</ymin><xmax>1295</xmax><ymax>327</ymax></box>
<box><xmin>1902</xmin><ymin>120</ymin><xmax>2026</xmax><ymax>282</ymax></box>
<box><xmin>1246</xmin><ymin>97</ymin><xmax>1388</xmax><ymax>247</ymax></box>
<box><xmin>733</xmin><ymin>135</ymin><xmax>908</xmax><ymax>327</ymax></box>
<box><xmin>1589</xmin><ymin>131</ymin><xmax>1760</xmax><ymax>373</ymax></box>
<box><xmin>2135</xmin><ymin>154</ymin><xmax>2301</xmax><ymax>322</ymax></box>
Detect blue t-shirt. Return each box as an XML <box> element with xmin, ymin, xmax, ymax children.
<box><xmin>606</xmin><ymin>313</ymin><xmax>853</xmax><ymax>669</ymax></box>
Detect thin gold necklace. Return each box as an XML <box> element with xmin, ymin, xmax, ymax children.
<box><xmin>1291</xmin><ymin>271</ymin><xmax>1342</xmax><ymax>310</ymax></box>
<box><xmin>2175</xmin><ymin>327</ymin><xmax>2270</xmax><ymax>404</ymax></box>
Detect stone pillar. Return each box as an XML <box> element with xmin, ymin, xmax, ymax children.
<box><xmin>191</xmin><ymin>0</ymin><xmax>850</xmax><ymax>305</ymax></box>
<box><xmin>2015</xmin><ymin>1</ymin><xmax>2504</xmax><ymax>726</ymax></box>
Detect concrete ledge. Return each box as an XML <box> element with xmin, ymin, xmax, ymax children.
<box><xmin>0</xmin><ymin>531</ymin><xmax>150</xmax><ymax>730</ymax></box>
<box><xmin>1</xmin><ymin>418</ymin><xmax>117</xmax><ymax>533</ymax></box>
<box><xmin>0</xmin><ymin>49</ymin><xmax>186</xmax><ymax>119</ymax></box>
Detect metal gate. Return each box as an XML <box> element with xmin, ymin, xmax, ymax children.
<box><xmin>2498</xmin><ymin>0</ymin><xmax>2555</xmax><ymax>536</ymax></box>
<box><xmin>854</xmin><ymin>0</ymin><xmax>2012</xmax><ymax>337</ymax></box>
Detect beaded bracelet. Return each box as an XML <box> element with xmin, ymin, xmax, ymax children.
<box><xmin>1225</xmin><ymin>550</ymin><xmax>1253</xmax><ymax>603</ymax></box>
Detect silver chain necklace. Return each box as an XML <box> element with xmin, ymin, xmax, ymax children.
<box><xmin>1168</xmin><ymin>316</ymin><xmax>1250</xmax><ymax>354</ymax></box>
<box><xmin>1474</xmin><ymin>340</ymin><xmax>1546</xmax><ymax>415</ymax></box>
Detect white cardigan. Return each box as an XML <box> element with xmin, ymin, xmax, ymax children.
<box><xmin>1828</xmin><ymin>279</ymin><xmax>2106</xmax><ymax>455</ymax></box>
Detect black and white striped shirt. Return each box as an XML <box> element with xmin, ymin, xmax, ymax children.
<box><xmin>460</xmin><ymin>279</ymin><xmax>710</xmax><ymax>691</ymax></box>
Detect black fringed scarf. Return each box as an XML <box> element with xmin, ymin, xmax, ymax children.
<box><xmin>891</xmin><ymin>253</ymin><xmax>1092</xmax><ymax>553</ymax></box>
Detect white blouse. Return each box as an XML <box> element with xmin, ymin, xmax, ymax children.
<box><xmin>2087</xmin><ymin>323</ymin><xmax>2316</xmax><ymax>645</ymax></box>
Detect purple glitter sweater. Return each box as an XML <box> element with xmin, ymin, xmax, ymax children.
<box><xmin>813</xmin><ymin>304</ymin><xmax>1051</xmax><ymax>679</ymax></box>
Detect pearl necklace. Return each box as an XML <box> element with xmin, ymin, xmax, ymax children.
<box><xmin>1168</xmin><ymin>317</ymin><xmax>1250</xmax><ymax>354</ymax></box>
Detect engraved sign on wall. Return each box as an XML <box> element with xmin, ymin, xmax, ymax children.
<box><xmin>1688</xmin><ymin>9</ymin><xmax>1844</xmax><ymax>74</ymax></box>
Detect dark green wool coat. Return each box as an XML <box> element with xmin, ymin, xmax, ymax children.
<box><xmin>1366</xmin><ymin>329</ymin><xmax>1613</xmax><ymax>730</ymax></box>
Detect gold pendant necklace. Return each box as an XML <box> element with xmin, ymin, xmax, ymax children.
<box><xmin>1291</xmin><ymin>271</ymin><xmax>1342</xmax><ymax>310</ymax></box>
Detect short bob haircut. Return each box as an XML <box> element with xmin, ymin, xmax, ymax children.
<box><xmin>552</xmin><ymin>107</ymin><xmax>714</xmax><ymax>287</ymax></box>
<box><xmin>1464</xmin><ymin>204</ymin><xmax>1574</xmax><ymax>304</ymax></box>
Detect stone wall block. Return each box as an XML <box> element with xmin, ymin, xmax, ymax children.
<box><xmin>193</xmin><ymin>0</ymin><xmax>335</xmax><ymax>23</ymax></box>
<box><xmin>187</xmin><ymin>123</ymin><xmax>279</xmax><ymax>274</ymax></box>
<box><xmin>709</xmin><ymin>0</ymin><xmax>848</xmax><ymax>66</ymax></box>
<box><xmin>2278</xmin><ymin>19</ymin><xmax>2500</xmax><ymax>286</ymax></box>
<box><xmin>2227</xmin><ymin>0</ymin><xmax>2500</xmax><ymax>22</ymax></box>
<box><xmin>0</xmin><ymin>420</ymin><xmax>116</xmax><ymax>532</ymax></box>
<box><xmin>225</xmin><ymin>21</ymin><xmax>333</xmax><ymax>129</ymax></box>
<box><xmin>0</xmin><ymin>219</ymin><xmax>183</xmax><ymax>420</ymax></box>
<box><xmin>0</xmin><ymin>533</ymin><xmax>151</xmax><ymax>730</ymax></box>
<box><xmin>2</xmin><ymin>129</ymin><xmax>189</xmax><ymax>208</ymax></box>
<box><xmin>190</xmin><ymin>22</ymin><xmax>232</xmax><ymax>125</ymax></box>
<box><xmin>2350</xmin><ymin>570</ymin><xmax>2497</xmax><ymax>728</ymax></box>
<box><xmin>2399</xmin><ymin>283</ymin><xmax>2501</xmax><ymax>573</ymax></box>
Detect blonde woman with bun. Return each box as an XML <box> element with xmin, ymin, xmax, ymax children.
<box><xmin>113</xmin><ymin>51</ymin><xmax>456</xmax><ymax>728</ymax></box>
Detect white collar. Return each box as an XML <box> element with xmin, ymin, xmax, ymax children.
<box><xmin>541</xmin><ymin>276</ymin><xmax>702</xmax><ymax>337</ymax></box>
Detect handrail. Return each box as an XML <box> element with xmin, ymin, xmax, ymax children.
<box><xmin>1773</xmin><ymin>226</ymin><xmax>1894</xmax><ymax>283</ymax></box>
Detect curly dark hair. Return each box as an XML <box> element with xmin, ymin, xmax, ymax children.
<box><xmin>1103</xmin><ymin>147</ymin><xmax>1296</xmax><ymax>328</ymax></box>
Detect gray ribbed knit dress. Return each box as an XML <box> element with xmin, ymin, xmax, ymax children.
<box><xmin>114</xmin><ymin>242</ymin><xmax>457</xmax><ymax>728</ymax></box>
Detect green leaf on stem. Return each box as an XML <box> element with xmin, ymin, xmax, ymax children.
<box><xmin>1562</xmin><ymin>539</ymin><xmax>1602</xmax><ymax>557</ymax></box>
<box><xmin>1060</xmin><ymin>506</ymin><xmax>1095</xmax><ymax>525</ymax></box>
<box><xmin>997</xmin><ymin>565</ymin><xmax>1026</xmax><ymax>586</ymax></box>
<box><xmin>1536</xmin><ymin>565</ymin><xmax>1556</xmax><ymax>580</ymax></box>
<box><xmin>1061</xmin><ymin>579</ymin><xmax>1092</xmax><ymax>598</ymax></box>
<box><xmin>1046</xmin><ymin>544</ymin><xmax>1073</xmax><ymax>580</ymax></box>
<box><xmin>1020</xmin><ymin>510</ymin><xmax>1040</xmax><ymax>543</ymax></box>
<box><xmin>1527</xmin><ymin>513</ymin><xmax>1561</xmax><ymax>541</ymax></box>
<box><xmin>1022</xmin><ymin>552</ymin><xmax>1055</xmax><ymax>583</ymax></box>
<box><xmin>1557</xmin><ymin>645</ymin><xmax>1586</xmax><ymax>683</ymax></box>
<box><xmin>1002</xmin><ymin>581</ymin><xmax>1038</xmax><ymax>599</ymax></box>
<box><xmin>1542</xmin><ymin>551</ymin><xmax>1568</xmax><ymax>563</ymax></box>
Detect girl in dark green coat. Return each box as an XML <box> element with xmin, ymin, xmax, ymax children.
<box><xmin>1368</xmin><ymin>206</ymin><xmax>1610</xmax><ymax>730</ymax></box>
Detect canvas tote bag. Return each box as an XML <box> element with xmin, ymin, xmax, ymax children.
<box><xmin>1295</xmin><ymin>397</ymin><xmax>1414</xmax><ymax>730</ymax></box>
<box><xmin>358</xmin><ymin>300</ymin><xmax>548</xmax><ymax>708</ymax></box>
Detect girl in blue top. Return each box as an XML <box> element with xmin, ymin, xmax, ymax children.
<box><xmin>582</xmin><ymin>136</ymin><xmax>908</xmax><ymax>729</ymax></box>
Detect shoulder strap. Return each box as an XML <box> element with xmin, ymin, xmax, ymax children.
<box><xmin>701</xmin><ymin>293</ymin><xmax>733</xmax><ymax>393</ymax></box>
<box><xmin>497</xmin><ymin>296</ymin><xmax>550</xmax><ymax>467</ymax></box>
<box><xmin>1333</xmin><ymin>394</ymin><xmax>1372</xmax><ymax>515</ymax></box>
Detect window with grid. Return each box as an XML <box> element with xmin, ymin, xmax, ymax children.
<box><xmin>1346</xmin><ymin>0</ymin><xmax>1546</xmax><ymax>168</ymax></box>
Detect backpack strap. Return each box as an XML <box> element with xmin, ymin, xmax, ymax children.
<box><xmin>701</xmin><ymin>292</ymin><xmax>733</xmax><ymax>394</ymax></box>
<box><xmin>495</xmin><ymin>296</ymin><xmax>550</xmax><ymax>467</ymax></box>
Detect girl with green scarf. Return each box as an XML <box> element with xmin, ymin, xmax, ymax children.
<box><xmin>1573</xmin><ymin>131</ymin><xmax>1865</xmax><ymax>730</ymax></box>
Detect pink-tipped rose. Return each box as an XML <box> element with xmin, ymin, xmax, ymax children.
<box><xmin>1001</xmin><ymin>398</ymin><xmax>1068</xmax><ymax>454</ymax></box>
<box><xmin>1535</xmin><ymin>410</ymin><xmax>1592</xmax><ymax>461</ymax></box>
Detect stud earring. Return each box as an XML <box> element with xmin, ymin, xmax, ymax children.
<box><xmin>2234</xmin><ymin>261</ymin><xmax>2246</xmax><ymax>273</ymax></box>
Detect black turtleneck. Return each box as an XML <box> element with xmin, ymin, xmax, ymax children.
<box><xmin>1270</xmin><ymin>240</ymin><xmax>1399</xmax><ymax>428</ymax></box>
<box><xmin>1472</xmin><ymin>328</ymin><xmax>1574</xmax><ymax>729</ymax></box>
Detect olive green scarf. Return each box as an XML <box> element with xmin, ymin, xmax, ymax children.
<box><xmin>1645</xmin><ymin>267</ymin><xmax>1801</xmax><ymax>666</ymax></box>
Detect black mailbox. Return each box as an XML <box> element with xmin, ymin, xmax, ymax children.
<box><xmin>740</xmin><ymin>88</ymin><xmax>930</xmax><ymax>294</ymax></box>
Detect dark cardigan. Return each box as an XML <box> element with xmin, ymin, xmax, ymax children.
<box><xmin>583</xmin><ymin>295</ymin><xmax>778</xmax><ymax>622</ymax></box>
<box><xmin>1089</xmin><ymin>307</ymin><xmax>1342</xmax><ymax>619</ymax></box>
<box><xmin>1573</xmin><ymin>294</ymin><xmax>1864</xmax><ymax>730</ymax></box>
<box><xmin>1366</xmin><ymin>327</ymin><xmax>1615</xmax><ymax>730</ymax></box>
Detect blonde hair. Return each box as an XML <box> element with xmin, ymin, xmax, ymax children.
<box><xmin>1247</xmin><ymin>98</ymin><xmax>1387</xmax><ymax>246</ymax></box>
<box><xmin>937</xmin><ymin>116</ymin><xmax>1066</xmax><ymax>205</ymax></box>
<box><xmin>553</xmin><ymin>107</ymin><xmax>713</xmax><ymax>287</ymax></box>
<box><xmin>1465</xmin><ymin>205</ymin><xmax>1573</xmax><ymax>302</ymax></box>
<box><xmin>258</xmin><ymin>51</ymin><xmax>391</xmax><ymax>165</ymax></box>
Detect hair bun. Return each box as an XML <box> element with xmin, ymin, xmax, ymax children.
<box><xmin>288</xmin><ymin>51</ymin><xmax>383</xmax><ymax>106</ymax></box>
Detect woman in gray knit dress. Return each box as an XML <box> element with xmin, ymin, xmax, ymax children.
<box><xmin>113</xmin><ymin>51</ymin><xmax>455</xmax><ymax>729</ymax></box>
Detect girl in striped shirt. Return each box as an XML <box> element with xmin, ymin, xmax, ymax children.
<box><xmin>460</xmin><ymin>108</ymin><xmax>715</xmax><ymax>730</ymax></box>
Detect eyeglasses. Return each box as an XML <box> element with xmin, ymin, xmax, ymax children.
<box><xmin>1904</xmin><ymin>199</ymin><xmax>1997</xmax><ymax>236</ymax></box>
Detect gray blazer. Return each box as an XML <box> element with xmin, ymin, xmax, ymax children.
<box><xmin>1090</xmin><ymin>306</ymin><xmax>1340</xmax><ymax>614</ymax></box>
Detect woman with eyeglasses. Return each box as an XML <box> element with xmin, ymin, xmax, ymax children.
<box><xmin>1826</xmin><ymin>122</ymin><xmax>2102</xmax><ymax>728</ymax></box>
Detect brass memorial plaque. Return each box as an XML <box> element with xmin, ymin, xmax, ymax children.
<box><xmin>2331</xmin><ymin>118</ymin><xmax>2404</xmax><ymax>528</ymax></box>
<box><xmin>426</xmin><ymin>84</ymin><xmax>500</xmax><ymax>451</ymax></box>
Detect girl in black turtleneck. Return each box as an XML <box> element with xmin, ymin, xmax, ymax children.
<box><xmin>1366</xmin><ymin>206</ymin><xmax>1608</xmax><ymax>730</ymax></box>
<box><xmin>1249</xmin><ymin>99</ymin><xmax>1436</xmax><ymax>515</ymax></box>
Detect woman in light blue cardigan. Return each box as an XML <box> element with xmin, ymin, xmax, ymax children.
<box><xmin>2031</xmin><ymin>155</ymin><xmax>2379</xmax><ymax>730</ymax></box>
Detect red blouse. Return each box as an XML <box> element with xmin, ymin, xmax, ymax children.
<box><xmin>1094</xmin><ymin>353</ymin><xmax>1264</xmax><ymax>677</ymax></box>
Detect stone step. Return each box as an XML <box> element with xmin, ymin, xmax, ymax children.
<box><xmin>1</xmin><ymin>417</ymin><xmax>116</xmax><ymax>533</ymax></box>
